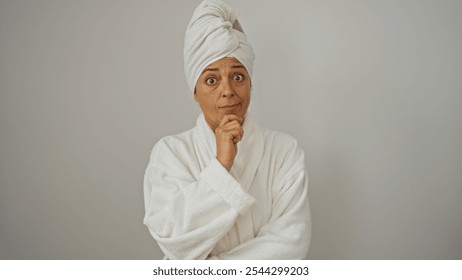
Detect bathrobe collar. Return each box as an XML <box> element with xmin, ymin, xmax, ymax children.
<box><xmin>193</xmin><ymin>113</ymin><xmax>264</xmax><ymax>192</ymax></box>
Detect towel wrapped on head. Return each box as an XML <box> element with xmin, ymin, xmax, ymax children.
<box><xmin>184</xmin><ymin>0</ymin><xmax>255</xmax><ymax>93</ymax></box>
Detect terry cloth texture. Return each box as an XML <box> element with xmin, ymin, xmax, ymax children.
<box><xmin>183</xmin><ymin>0</ymin><xmax>255</xmax><ymax>93</ymax></box>
<box><xmin>143</xmin><ymin>114</ymin><xmax>311</xmax><ymax>259</ymax></box>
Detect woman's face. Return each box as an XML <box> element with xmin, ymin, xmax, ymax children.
<box><xmin>194</xmin><ymin>57</ymin><xmax>251</xmax><ymax>130</ymax></box>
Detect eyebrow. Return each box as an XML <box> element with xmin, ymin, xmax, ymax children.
<box><xmin>201</xmin><ymin>67</ymin><xmax>219</xmax><ymax>74</ymax></box>
<box><xmin>201</xmin><ymin>65</ymin><xmax>246</xmax><ymax>74</ymax></box>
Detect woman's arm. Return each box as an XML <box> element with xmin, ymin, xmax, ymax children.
<box><xmin>143</xmin><ymin>140</ymin><xmax>254</xmax><ymax>260</ymax></box>
<box><xmin>208</xmin><ymin>169</ymin><xmax>311</xmax><ymax>259</ymax></box>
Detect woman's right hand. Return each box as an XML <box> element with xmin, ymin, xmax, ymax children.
<box><xmin>215</xmin><ymin>114</ymin><xmax>244</xmax><ymax>171</ymax></box>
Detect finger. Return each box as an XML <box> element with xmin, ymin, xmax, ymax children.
<box><xmin>223</xmin><ymin>128</ymin><xmax>244</xmax><ymax>141</ymax></box>
<box><xmin>220</xmin><ymin>129</ymin><xmax>241</xmax><ymax>138</ymax></box>
<box><xmin>215</xmin><ymin>121</ymin><xmax>241</xmax><ymax>137</ymax></box>
<box><xmin>218</xmin><ymin>127</ymin><xmax>243</xmax><ymax>140</ymax></box>
<box><xmin>217</xmin><ymin>126</ymin><xmax>241</xmax><ymax>138</ymax></box>
<box><xmin>216</xmin><ymin>121</ymin><xmax>242</xmax><ymax>132</ymax></box>
<box><xmin>220</xmin><ymin>121</ymin><xmax>242</xmax><ymax>130</ymax></box>
<box><xmin>219</xmin><ymin>114</ymin><xmax>244</xmax><ymax>126</ymax></box>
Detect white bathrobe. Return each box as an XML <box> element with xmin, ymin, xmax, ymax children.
<box><xmin>143</xmin><ymin>114</ymin><xmax>311</xmax><ymax>259</ymax></box>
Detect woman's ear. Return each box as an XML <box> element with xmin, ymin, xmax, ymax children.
<box><xmin>193</xmin><ymin>90</ymin><xmax>198</xmax><ymax>101</ymax></box>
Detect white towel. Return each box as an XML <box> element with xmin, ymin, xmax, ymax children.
<box><xmin>184</xmin><ymin>0</ymin><xmax>255</xmax><ymax>93</ymax></box>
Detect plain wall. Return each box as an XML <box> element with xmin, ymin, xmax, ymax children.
<box><xmin>1</xmin><ymin>0</ymin><xmax>461</xmax><ymax>259</ymax></box>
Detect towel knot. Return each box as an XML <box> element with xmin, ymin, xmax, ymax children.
<box><xmin>223</xmin><ymin>21</ymin><xmax>233</xmax><ymax>29</ymax></box>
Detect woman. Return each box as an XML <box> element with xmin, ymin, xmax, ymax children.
<box><xmin>143</xmin><ymin>0</ymin><xmax>311</xmax><ymax>260</ymax></box>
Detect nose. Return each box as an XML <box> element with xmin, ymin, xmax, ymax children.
<box><xmin>221</xmin><ymin>79</ymin><xmax>235</xmax><ymax>98</ymax></box>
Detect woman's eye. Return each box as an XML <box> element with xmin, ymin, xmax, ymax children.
<box><xmin>206</xmin><ymin>77</ymin><xmax>216</xmax><ymax>85</ymax></box>
<box><xmin>233</xmin><ymin>74</ymin><xmax>244</xmax><ymax>81</ymax></box>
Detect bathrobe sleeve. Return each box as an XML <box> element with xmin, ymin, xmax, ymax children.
<box><xmin>143</xmin><ymin>137</ymin><xmax>255</xmax><ymax>260</ymax></box>
<box><xmin>209</xmin><ymin>140</ymin><xmax>311</xmax><ymax>260</ymax></box>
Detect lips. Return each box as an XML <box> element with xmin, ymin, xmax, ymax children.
<box><xmin>219</xmin><ymin>103</ymin><xmax>241</xmax><ymax>109</ymax></box>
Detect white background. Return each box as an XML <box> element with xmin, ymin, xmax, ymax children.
<box><xmin>1</xmin><ymin>0</ymin><xmax>461</xmax><ymax>259</ymax></box>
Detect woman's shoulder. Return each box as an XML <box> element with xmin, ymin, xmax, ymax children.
<box><xmin>148</xmin><ymin>128</ymin><xmax>196</xmax><ymax>163</ymax></box>
<box><xmin>258</xmin><ymin>125</ymin><xmax>306</xmax><ymax>181</ymax></box>
<box><xmin>146</xmin><ymin>128</ymin><xmax>198</xmax><ymax>173</ymax></box>
<box><xmin>260</xmin><ymin>125</ymin><xmax>302</xmax><ymax>155</ymax></box>
<box><xmin>155</xmin><ymin>128</ymin><xmax>195</xmax><ymax>151</ymax></box>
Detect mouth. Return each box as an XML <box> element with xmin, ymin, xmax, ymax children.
<box><xmin>219</xmin><ymin>103</ymin><xmax>241</xmax><ymax>109</ymax></box>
